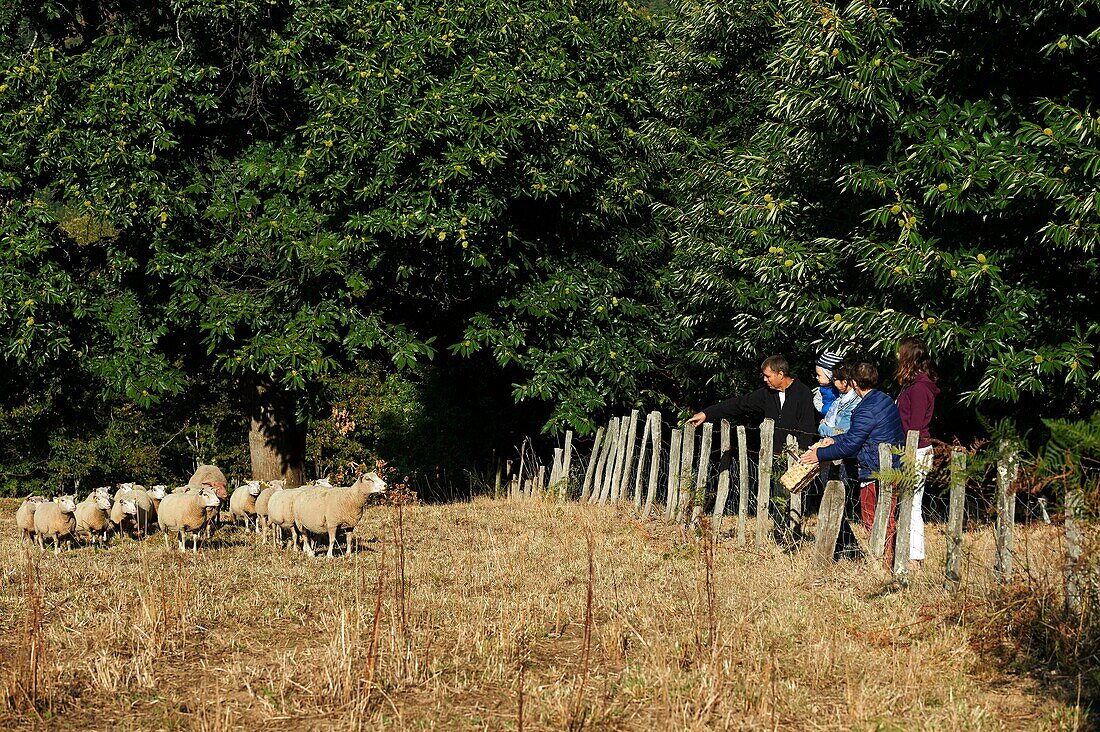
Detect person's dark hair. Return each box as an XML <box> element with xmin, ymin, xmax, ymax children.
<box><xmin>832</xmin><ymin>360</ymin><xmax>853</xmax><ymax>384</ymax></box>
<box><xmin>895</xmin><ymin>336</ymin><xmax>936</xmax><ymax>385</ymax></box>
<box><xmin>761</xmin><ymin>355</ymin><xmax>790</xmax><ymax>377</ymax></box>
<box><xmin>851</xmin><ymin>361</ymin><xmax>879</xmax><ymax>390</ymax></box>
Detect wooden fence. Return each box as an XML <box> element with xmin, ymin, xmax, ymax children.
<box><xmin>502</xmin><ymin>412</ymin><xmax>1081</xmax><ymax>596</ymax></box>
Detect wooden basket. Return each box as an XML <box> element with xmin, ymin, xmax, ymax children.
<box><xmin>779</xmin><ymin>441</ymin><xmax>828</xmax><ymax>494</ymax></box>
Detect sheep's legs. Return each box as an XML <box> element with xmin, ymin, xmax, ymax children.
<box><xmin>327</xmin><ymin>529</ymin><xmax>337</xmax><ymax>558</ymax></box>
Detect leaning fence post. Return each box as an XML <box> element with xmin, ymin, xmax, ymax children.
<box><xmin>665</xmin><ymin>429</ymin><xmax>682</xmax><ymax>522</ymax></box>
<box><xmin>609</xmin><ymin>415</ymin><xmax>630</xmax><ymax>503</ymax></box>
<box><xmin>815</xmin><ymin>480</ymin><xmax>847</xmax><ymax>565</ymax></box>
<box><xmin>595</xmin><ymin>417</ymin><xmax>620</xmax><ymax>505</ymax></box>
<box><xmin>633</xmin><ymin>413</ymin><xmax>652</xmax><ymax>510</ymax></box>
<box><xmin>549</xmin><ymin>448</ymin><xmax>563</xmax><ymax>490</ymax></box>
<box><xmin>755</xmin><ymin>418</ymin><xmax>775</xmax><ymax>547</ymax></box>
<box><xmin>785</xmin><ymin>434</ymin><xmax>802</xmax><ymax>541</ymax></box>
<box><xmin>580</xmin><ymin>427</ymin><xmax>605</xmax><ymax>502</ymax></box>
<box><xmin>944</xmin><ymin>448</ymin><xmax>966</xmax><ymax>592</ymax></box>
<box><xmin>869</xmin><ymin>443</ymin><xmax>894</xmax><ymax>559</ymax></box>
<box><xmin>711</xmin><ymin>420</ymin><xmax>733</xmax><ymax>542</ymax></box>
<box><xmin>516</xmin><ymin>437</ymin><xmax>529</xmax><ymax>501</ymax></box>
<box><xmin>1065</xmin><ymin>489</ymin><xmax>1084</xmax><ymax>614</ymax></box>
<box><xmin>994</xmin><ymin>441</ymin><xmax>1018</xmax><ymax>583</ymax></box>
<box><xmin>689</xmin><ymin>422</ymin><xmax>713</xmax><ymax>526</ymax></box>
<box><xmin>618</xmin><ymin>410</ymin><xmax>641</xmax><ymax>502</ymax></box>
<box><xmin>892</xmin><ymin>430</ymin><xmax>920</xmax><ymax>583</ymax></box>
<box><xmin>737</xmin><ymin>425</ymin><xmax>749</xmax><ymax>546</ymax></box>
<box><xmin>643</xmin><ymin>412</ymin><xmax>662</xmax><ymax>518</ymax></box>
<box><xmin>558</xmin><ymin>431</ymin><xmax>574</xmax><ymax>501</ymax></box>
<box><xmin>591</xmin><ymin>418</ymin><xmax>617</xmax><ymax>504</ymax></box>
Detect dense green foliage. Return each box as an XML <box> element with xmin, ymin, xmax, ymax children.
<box><xmin>657</xmin><ymin>0</ymin><xmax>1100</xmax><ymax>423</ymax></box>
<box><xmin>1</xmin><ymin>0</ymin><xmax>1099</xmax><ymax>491</ymax></box>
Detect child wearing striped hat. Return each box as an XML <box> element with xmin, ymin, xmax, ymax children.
<box><xmin>813</xmin><ymin>351</ymin><xmax>843</xmax><ymax>416</ymax></box>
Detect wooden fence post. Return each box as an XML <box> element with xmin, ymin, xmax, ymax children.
<box><xmin>711</xmin><ymin>420</ymin><xmax>733</xmax><ymax>542</ymax></box>
<box><xmin>494</xmin><ymin>459</ymin><xmax>503</xmax><ymax>499</ymax></box>
<box><xmin>643</xmin><ymin>412</ymin><xmax>662</xmax><ymax>518</ymax></box>
<box><xmin>1065</xmin><ymin>489</ymin><xmax>1084</xmax><ymax>614</ymax></box>
<box><xmin>869</xmin><ymin>443</ymin><xmax>894</xmax><ymax>560</ymax></box>
<box><xmin>665</xmin><ymin>429</ymin><xmax>682</xmax><ymax>522</ymax></box>
<box><xmin>590</xmin><ymin>418</ymin><xmax>616</xmax><ymax>505</ymax></box>
<box><xmin>892</xmin><ymin>430</ymin><xmax>920</xmax><ymax>583</ymax></box>
<box><xmin>596</xmin><ymin>417</ymin><xmax>620</xmax><ymax>505</ymax></box>
<box><xmin>549</xmin><ymin>448</ymin><xmax>563</xmax><ymax>491</ymax></box>
<box><xmin>815</xmin><ymin>480</ymin><xmax>846</xmax><ymax>565</ymax></box>
<box><xmin>618</xmin><ymin>410</ymin><xmax>641</xmax><ymax>502</ymax></box>
<box><xmin>755</xmin><ymin>418</ymin><xmax>775</xmax><ymax>547</ymax></box>
<box><xmin>609</xmin><ymin>415</ymin><xmax>629</xmax><ymax>503</ymax></box>
<box><xmin>516</xmin><ymin>437</ymin><xmax>529</xmax><ymax>501</ymax></box>
<box><xmin>676</xmin><ymin>422</ymin><xmax>696</xmax><ymax>523</ymax></box>
<box><xmin>944</xmin><ymin>448</ymin><xmax>966</xmax><ymax>592</ymax></box>
<box><xmin>689</xmin><ymin>422</ymin><xmax>713</xmax><ymax>526</ymax></box>
<box><xmin>580</xmin><ymin>427</ymin><xmax>605</xmax><ymax>502</ymax></box>
<box><xmin>633</xmin><ymin>414</ymin><xmax>653</xmax><ymax>510</ymax></box>
<box><xmin>737</xmin><ymin>425</ymin><xmax>749</xmax><ymax>546</ymax></box>
<box><xmin>785</xmin><ymin>434</ymin><xmax>802</xmax><ymax>541</ymax></box>
<box><xmin>994</xmin><ymin>441</ymin><xmax>1018</xmax><ymax>583</ymax></box>
<box><xmin>559</xmin><ymin>431</ymin><xmax>574</xmax><ymax>501</ymax></box>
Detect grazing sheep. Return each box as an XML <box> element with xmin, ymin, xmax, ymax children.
<box><xmin>157</xmin><ymin>487</ymin><xmax>223</xmax><ymax>552</ymax></box>
<box><xmin>33</xmin><ymin>495</ymin><xmax>79</xmax><ymax>555</ymax></box>
<box><xmin>74</xmin><ymin>492</ymin><xmax>114</xmax><ymax>547</ymax></box>
<box><xmin>16</xmin><ymin>496</ymin><xmax>49</xmax><ymax>547</ymax></box>
<box><xmin>229</xmin><ymin>480</ymin><xmax>264</xmax><ymax>531</ymax></box>
<box><xmin>294</xmin><ymin>472</ymin><xmax>387</xmax><ymax>557</ymax></box>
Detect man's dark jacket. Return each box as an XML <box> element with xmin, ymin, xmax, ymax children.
<box><xmin>816</xmin><ymin>389</ymin><xmax>904</xmax><ymax>481</ymax></box>
<box><xmin>701</xmin><ymin>379</ymin><xmax>818</xmax><ymax>449</ymax></box>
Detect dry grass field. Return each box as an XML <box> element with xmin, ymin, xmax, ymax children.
<box><xmin>0</xmin><ymin>496</ymin><xmax>1088</xmax><ymax>731</ymax></box>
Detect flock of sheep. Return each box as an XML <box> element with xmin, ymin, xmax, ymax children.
<box><xmin>13</xmin><ymin>464</ymin><xmax>388</xmax><ymax>557</ymax></box>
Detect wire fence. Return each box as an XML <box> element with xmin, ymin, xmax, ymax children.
<box><xmin>499</xmin><ymin>411</ymin><xmax>1086</xmax><ymax>595</ymax></box>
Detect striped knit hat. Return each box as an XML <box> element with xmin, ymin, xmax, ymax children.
<box><xmin>814</xmin><ymin>351</ymin><xmax>843</xmax><ymax>377</ymax></box>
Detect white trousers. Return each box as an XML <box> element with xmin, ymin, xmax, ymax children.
<box><xmin>910</xmin><ymin>446</ymin><xmax>934</xmax><ymax>560</ymax></box>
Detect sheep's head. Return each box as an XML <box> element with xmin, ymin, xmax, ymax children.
<box><xmin>351</xmin><ymin>472</ymin><xmax>387</xmax><ymax>495</ymax></box>
<box><xmin>245</xmin><ymin>480</ymin><xmax>263</xmax><ymax>496</ymax></box>
<box><xmin>56</xmin><ymin>495</ymin><xmax>78</xmax><ymax>512</ymax></box>
<box><xmin>313</xmin><ymin>477</ymin><xmax>333</xmax><ymax>488</ymax></box>
<box><xmin>269</xmin><ymin>479</ymin><xmax>286</xmax><ymax>491</ymax></box>
<box><xmin>149</xmin><ymin>485</ymin><xmax>168</xmax><ymax>499</ymax></box>
<box><xmin>93</xmin><ymin>494</ymin><xmax>112</xmax><ymax>510</ymax></box>
<box><xmin>119</xmin><ymin>498</ymin><xmax>138</xmax><ymax>516</ymax></box>
<box><xmin>197</xmin><ymin>487</ymin><xmax>222</xmax><ymax>508</ymax></box>
<box><xmin>119</xmin><ymin>481</ymin><xmax>137</xmax><ymax>491</ymax></box>
<box><xmin>94</xmin><ymin>486</ymin><xmax>112</xmax><ymax>501</ymax></box>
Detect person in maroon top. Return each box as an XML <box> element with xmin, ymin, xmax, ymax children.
<box><xmin>895</xmin><ymin>337</ymin><xmax>939</xmax><ymax>570</ymax></box>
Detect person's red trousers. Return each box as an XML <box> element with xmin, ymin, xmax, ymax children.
<box><xmin>860</xmin><ymin>480</ymin><xmax>896</xmax><ymax>565</ymax></box>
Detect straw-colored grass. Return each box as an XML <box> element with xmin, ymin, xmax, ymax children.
<box><xmin>0</xmin><ymin>496</ymin><xmax>1085</xmax><ymax>730</ymax></box>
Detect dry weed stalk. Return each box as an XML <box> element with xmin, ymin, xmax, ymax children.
<box><xmin>5</xmin><ymin>551</ymin><xmax>49</xmax><ymax>715</ymax></box>
<box><xmin>361</xmin><ymin>541</ymin><xmax>387</xmax><ymax>704</ymax></box>
<box><xmin>568</xmin><ymin>531</ymin><xmax>596</xmax><ymax>731</ymax></box>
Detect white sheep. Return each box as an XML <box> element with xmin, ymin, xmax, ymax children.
<box><xmin>15</xmin><ymin>496</ymin><xmax>49</xmax><ymax>547</ymax></box>
<box><xmin>265</xmin><ymin>485</ymin><xmax>313</xmax><ymax>550</ymax></box>
<box><xmin>74</xmin><ymin>492</ymin><xmax>114</xmax><ymax>547</ymax></box>
<box><xmin>254</xmin><ymin>479</ymin><xmax>284</xmax><ymax>539</ymax></box>
<box><xmin>33</xmin><ymin>495</ymin><xmax>79</xmax><ymax>555</ymax></box>
<box><xmin>110</xmin><ymin>486</ymin><xmax>157</xmax><ymax>537</ymax></box>
<box><xmin>293</xmin><ymin>472</ymin><xmax>387</xmax><ymax>557</ymax></box>
<box><xmin>229</xmin><ymin>480</ymin><xmax>264</xmax><ymax>531</ymax></box>
<box><xmin>157</xmin><ymin>487</ymin><xmax>223</xmax><ymax>552</ymax></box>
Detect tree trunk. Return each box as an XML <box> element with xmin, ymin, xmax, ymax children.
<box><xmin>246</xmin><ymin>379</ymin><xmax>306</xmax><ymax>487</ymax></box>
